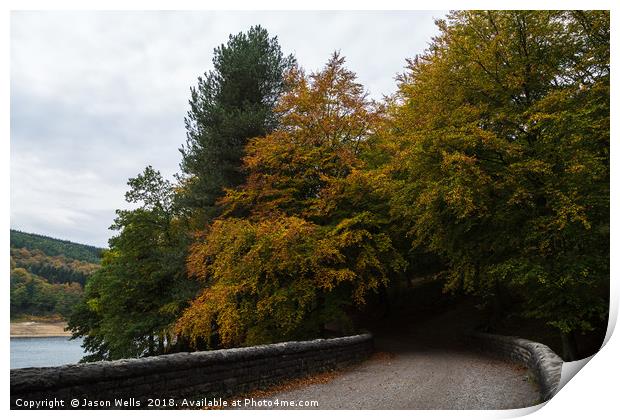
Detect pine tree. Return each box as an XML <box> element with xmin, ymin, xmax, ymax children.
<box><xmin>179</xmin><ymin>25</ymin><xmax>295</xmax><ymax>219</ymax></box>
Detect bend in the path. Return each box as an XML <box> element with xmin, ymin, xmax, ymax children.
<box><xmin>249</xmin><ymin>305</ymin><xmax>540</xmax><ymax>410</ymax></box>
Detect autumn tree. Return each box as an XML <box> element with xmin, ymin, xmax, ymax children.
<box><xmin>68</xmin><ymin>27</ymin><xmax>295</xmax><ymax>361</ymax></box>
<box><xmin>179</xmin><ymin>25</ymin><xmax>295</xmax><ymax>219</ymax></box>
<box><xmin>384</xmin><ymin>11</ymin><xmax>609</xmax><ymax>360</ymax></box>
<box><xmin>176</xmin><ymin>54</ymin><xmax>405</xmax><ymax>348</ymax></box>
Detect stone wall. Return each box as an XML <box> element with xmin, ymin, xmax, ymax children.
<box><xmin>468</xmin><ymin>332</ymin><xmax>563</xmax><ymax>401</ymax></box>
<box><xmin>11</xmin><ymin>333</ymin><xmax>373</xmax><ymax>409</ymax></box>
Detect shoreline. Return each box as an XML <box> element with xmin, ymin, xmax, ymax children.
<box><xmin>10</xmin><ymin>334</ymin><xmax>72</xmax><ymax>338</ymax></box>
<box><xmin>10</xmin><ymin>321</ymin><xmax>71</xmax><ymax>338</ymax></box>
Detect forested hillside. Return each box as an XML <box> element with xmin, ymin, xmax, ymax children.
<box><xmin>68</xmin><ymin>13</ymin><xmax>609</xmax><ymax>363</ymax></box>
<box><xmin>10</xmin><ymin>230</ymin><xmax>103</xmax><ymax>263</ymax></box>
<box><xmin>10</xmin><ymin>230</ymin><xmax>103</xmax><ymax>319</ymax></box>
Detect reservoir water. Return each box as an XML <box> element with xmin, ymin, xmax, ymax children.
<box><xmin>10</xmin><ymin>336</ymin><xmax>85</xmax><ymax>369</ymax></box>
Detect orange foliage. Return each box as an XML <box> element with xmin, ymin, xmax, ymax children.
<box><xmin>177</xmin><ymin>53</ymin><xmax>405</xmax><ymax>348</ymax></box>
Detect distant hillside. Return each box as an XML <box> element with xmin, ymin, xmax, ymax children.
<box><xmin>10</xmin><ymin>230</ymin><xmax>104</xmax><ymax>263</ymax></box>
<box><xmin>9</xmin><ymin>230</ymin><xmax>104</xmax><ymax>319</ymax></box>
<box><xmin>10</xmin><ymin>247</ymin><xmax>99</xmax><ymax>286</ymax></box>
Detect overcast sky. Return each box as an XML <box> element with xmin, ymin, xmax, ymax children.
<box><xmin>10</xmin><ymin>11</ymin><xmax>446</xmax><ymax>248</ymax></box>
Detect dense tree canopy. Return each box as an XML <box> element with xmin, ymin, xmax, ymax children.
<box><xmin>10</xmin><ymin>230</ymin><xmax>103</xmax><ymax>263</ymax></box>
<box><xmin>68</xmin><ymin>167</ymin><xmax>198</xmax><ymax>361</ymax></box>
<box><xmin>180</xmin><ymin>25</ymin><xmax>296</xmax><ymax>218</ymax></box>
<box><xmin>11</xmin><ymin>267</ymin><xmax>83</xmax><ymax>318</ymax></box>
<box><xmin>11</xmin><ymin>247</ymin><xmax>99</xmax><ymax>286</ymax></box>
<box><xmin>68</xmin><ymin>14</ymin><xmax>609</xmax><ymax>363</ymax></box>
<box><xmin>383</xmin><ymin>11</ymin><xmax>609</xmax><ymax>359</ymax></box>
<box><xmin>176</xmin><ymin>54</ymin><xmax>405</xmax><ymax>347</ymax></box>
<box><xmin>9</xmin><ymin>232</ymin><xmax>100</xmax><ymax>319</ymax></box>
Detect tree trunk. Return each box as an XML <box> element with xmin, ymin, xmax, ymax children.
<box><xmin>561</xmin><ymin>330</ymin><xmax>579</xmax><ymax>361</ymax></box>
<box><xmin>158</xmin><ymin>332</ymin><xmax>165</xmax><ymax>354</ymax></box>
<box><xmin>175</xmin><ymin>334</ymin><xmax>190</xmax><ymax>352</ymax></box>
<box><xmin>148</xmin><ymin>334</ymin><xmax>155</xmax><ymax>356</ymax></box>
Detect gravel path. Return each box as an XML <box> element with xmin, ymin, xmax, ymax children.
<box><xmin>249</xmin><ymin>306</ymin><xmax>540</xmax><ymax>409</ymax></box>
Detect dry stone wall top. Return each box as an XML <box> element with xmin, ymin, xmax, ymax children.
<box><xmin>11</xmin><ymin>333</ymin><xmax>374</xmax><ymax>409</ymax></box>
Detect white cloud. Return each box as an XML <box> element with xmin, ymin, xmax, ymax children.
<box><xmin>10</xmin><ymin>10</ymin><xmax>445</xmax><ymax>247</ymax></box>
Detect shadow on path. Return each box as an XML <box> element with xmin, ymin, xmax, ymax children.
<box><xmin>250</xmin><ymin>304</ymin><xmax>540</xmax><ymax>409</ymax></box>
